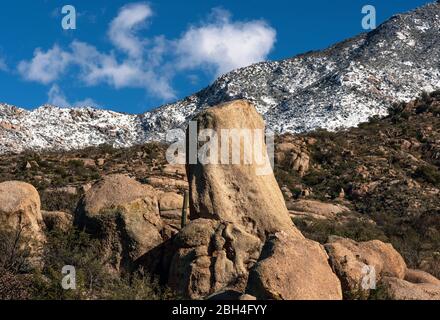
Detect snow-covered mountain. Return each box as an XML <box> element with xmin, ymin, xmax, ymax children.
<box><xmin>1</xmin><ymin>1</ymin><xmax>440</xmax><ymax>154</ymax></box>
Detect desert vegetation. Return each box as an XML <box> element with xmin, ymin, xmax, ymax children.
<box><xmin>0</xmin><ymin>94</ymin><xmax>439</xmax><ymax>299</ymax></box>
<box><xmin>274</xmin><ymin>91</ymin><xmax>440</xmax><ymax>278</ymax></box>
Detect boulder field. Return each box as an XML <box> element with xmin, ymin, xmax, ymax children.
<box><xmin>0</xmin><ymin>100</ymin><xmax>439</xmax><ymax>300</ymax></box>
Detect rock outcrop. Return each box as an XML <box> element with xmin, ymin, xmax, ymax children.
<box><xmin>404</xmin><ymin>269</ymin><xmax>440</xmax><ymax>286</ymax></box>
<box><xmin>275</xmin><ymin>141</ymin><xmax>310</xmax><ymax>177</ymax></box>
<box><xmin>187</xmin><ymin>100</ymin><xmax>303</xmax><ymax>240</ymax></box>
<box><xmin>168</xmin><ymin>100</ymin><xmax>342</xmax><ymax>299</ymax></box>
<box><xmin>158</xmin><ymin>192</ymin><xmax>184</xmax><ymax>212</ymax></box>
<box><xmin>75</xmin><ymin>174</ymin><xmax>163</xmax><ymax>272</ymax></box>
<box><xmin>158</xmin><ymin>192</ymin><xmax>184</xmax><ymax>239</ymax></box>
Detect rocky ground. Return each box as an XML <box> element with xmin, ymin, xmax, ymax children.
<box><xmin>0</xmin><ymin>95</ymin><xmax>439</xmax><ymax>300</ymax></box>
<box><xmin>2</xmin><ymin>2</ymin><xmax>440</xmax><ymax>154</ymax></box>
<box><xmin>275</xmin><ymin>90</ymin><xmax>440</xmax><ymax>281</ymax></box>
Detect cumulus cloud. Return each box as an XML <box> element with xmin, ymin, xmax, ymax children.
<box><xmin>108</xmin><ymin>3</ymin><xmax>152</xmax><ymax>57</ymax></box>
<box><xmin>69</xmin><ymin>40</ymin><xmax>175</xmax><ymax>99</ymax></box>
<box><xmin>18</xmin><ymin>45</ymin><xmax>71</xmax><ymax>84</ymax></box>
<box><xmin>175</xmin><ymin>8</ymin><xmax>276</xmax><ymax>76</ymax></box>
<box><xmin>70</xmin><ymin>41</ymin><xmax>139</xmax><ymax>88</ymax></box>
<box><xmin>48</xmin><ymin>84</ymin><xmax>98</xmax><ymax>108</ymax></box>
<box><xmin>18</xmin><ymin>4</ymin><xmax>276</xmax><ymax>102</ymax></box>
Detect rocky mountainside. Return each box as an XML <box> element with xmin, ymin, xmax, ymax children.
<box><xmin>1</xmin><ymin>1</ymin><xmax>440</xmax><ymax>154</ymax></box>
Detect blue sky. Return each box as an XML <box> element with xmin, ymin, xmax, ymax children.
<box><xmin>0</xmin><ymin>0</ymin><xmax>433</xmax><ymax>113</ymax></box>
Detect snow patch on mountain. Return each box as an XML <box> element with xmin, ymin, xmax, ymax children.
<box><xmin>1</xmin><ymin>2</ymin><xmax>440</xmax><ymax>154</ymax></box>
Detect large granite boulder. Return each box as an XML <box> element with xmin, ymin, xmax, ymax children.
<box><xmin>75</xmin><ymin>174</ymin><xmax>163</xmax><ymax>272</ymax></box>
<box><xmin>0</xmin><ymin>181</ymin><xmax>46</xmax><ymax>267</ymax></box>
<box><xmin>168</xmin><ymin>100</ymin><xmax>341</xmax><ymax>299</ymax></box>
<box><xmin>325</xmin><ymin>237</ymin><xmax>407</xmax><ymax>298</ymax></box>
<box><xmin>246</xmin><ymin>232</ymin><xmax>343</xmax><ymax>300</ymax></box>
<box><xmin>168</xmin><ymin>219</ymin><xmax>261</xmax><ymax>299</ymax></box>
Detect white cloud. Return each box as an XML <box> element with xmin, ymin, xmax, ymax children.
<box><xmin>69</xmin><ymin>40</ymin><xmax>175</xmax><ymax>99</ymax></box>
<box><xmin>18</xmin><ymin>45</ymin><xmax>71</xmax><ymax>84</ymax></box>
<box><xmin>48</xmin><ymin>84</ymin><xmax>98</xmax><ymax>108</ymax></box>
<box><xmin>18</xmin><ymin>4</ymin><xmax>276</xmax><ymax>102</ymax></box>
<box><xmin>175</xmin><ymin>8</ymin><xmax>276</xmax><ymax>76</ymax></box>
<box><xmin>108</xmin><ymin>3</ymin><xmax>152</xmax><ymax>57</ymax></box>
<box><xmin>0</xmin><ymin>57</ymin><xmax>8</xmax><ymax>72</ymax></box>
<box><xmin>47</xmin><ymin>84</ymin><xmax>69</xmax><ymax>107</ymax></box>
<box><xmin>70</xmin><ymin>41</ymin><xmax>138</xmax><ymax>88</ymax></box>
<box><xmin>17</xmin><ymin>3</ymin><xmax>174</xmax><ymax>100</ymax></box>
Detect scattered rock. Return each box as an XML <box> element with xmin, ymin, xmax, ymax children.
<box><xmin>338</xmin><ymin>188</ymin><xmax>345</xmax><ymax>199</ymax></box>
<box><xmin>82</xmin><ymin>183</ymin><xmax>92</xmax><ymax>193</ymax></box>
<box><xmin>281</xmin><ymin>186</ymin><xmax>293</xmax><ymax>199</ymax></box>
<box><xmin>46</xmin><ymin>186</ymin><xmax>77</xmax><ymax>195</ymax></box>
<box><xmin>81</xmin><ymin>158</ymin><xmax>96</xmax><ymax>167</ymax></box>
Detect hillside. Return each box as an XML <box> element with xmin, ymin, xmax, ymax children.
<box><xmin>0</xmin><ymin>91</ymin><xmax>439</xmax><ymax>285</ymax></box>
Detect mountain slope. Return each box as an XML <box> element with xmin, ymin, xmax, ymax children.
<box><xmin>1</xmin><ymin>1</ymin><xmax>440</xmax><ymax>154</ymax></box>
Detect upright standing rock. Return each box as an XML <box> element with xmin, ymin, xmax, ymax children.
<box><xmin>186</xmin><ymin>100</ymin><xmax>302</xmax><ymax>240</ymax></box>
<box><xmin>169</xmin><ymin>100</ymin><xmax>342</xmax><ymax>299</ymax></box>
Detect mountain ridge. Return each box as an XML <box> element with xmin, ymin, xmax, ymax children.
<box><xmin>1</xmin><ymin>1</ymin><xmax>440</xmax><ymax>154</ymax></box>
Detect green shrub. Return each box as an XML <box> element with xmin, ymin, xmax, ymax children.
<box><xmin>40</xmin><ymin>191</ymin><xmax>80</xmax><ymax>213</ymax></box>
<box><xmin>413</xmin><ymin>165</ymin><xmax>440</xmax><ymax>186</ymax></box>
<box><xmin>34</xmin><ymin>229</ymin><xmax>176</xmax><ymax>300</ymax></box>
<box><xmin>68</xmin><ymin>160</ymin><xmax>84</xmax><ymax>169</ymax></box>
<box><xmin>302</xmin><ymin>170</ymin><xmax>326</xmax><ymax>186</ymax></box>
<box><xmin>292</xmin><ymin>216</ymin><xmax>387</xmax><ymax>244</ymax></box>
